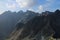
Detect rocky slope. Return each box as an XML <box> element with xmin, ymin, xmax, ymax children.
<box><xmin>0</xmin><ymin>10</ymin><xmax>38</xmax><ymax>40</ymax></box>
<box><xmin>6</xmin><ymin>9</ymin><xmax>60</xmax><ymax>40</ymax></box>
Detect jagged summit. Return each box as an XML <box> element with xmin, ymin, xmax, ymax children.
<box><xmin>0</xmin><ymin>10</ymin><xmax>39</xmax><ymax>40</ymax></box>
<box><xmin>5</xmin><ymin>9</ymin><xmax>60</xmax><ymax>40</ymax></box>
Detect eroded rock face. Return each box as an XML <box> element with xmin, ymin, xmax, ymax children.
<box><xmin>7</xmin><ymin>10</ymin><xmax>60</xmax><ymax>40</ymax></box>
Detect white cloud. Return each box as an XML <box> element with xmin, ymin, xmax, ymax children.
<box><xmin>37</xmin><ymin>0</ymin><xmax>55</xmax><ymax>13</ymax></box>
<box><xmin>0</xmin><ymin>10</ymin><xmax>4</xmax><ymax>15</ymax></box>
<box><xmin>6</xmin><ymin>3</ymin><xmax>16</xmax><ymax>9</ymax></box>
<box><xmin>0</xmin><ymin>2</ymin><xmax>5</xmax><ymax>14</ymax></box>
<box><xmin>16</xmin><ymin>0</ymin><xmax>36</xmax><ymax>8</ymax></box>
<box><xmin>28</xmin><ymin>8</ymin><xmax>34</xmax><ymax>11</ymax></box>
<box><xmin>38</xmin><ymin>5</ymin><xmax>44</xmax><ymax>12</ymax></box>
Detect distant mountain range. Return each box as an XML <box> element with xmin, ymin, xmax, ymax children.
<box><xmin>0</xmin><ymin>9</ymin><xmax>60</xmax><ymax>40</ymax></box>
<box><xmin>0</xmin><ymin>10</ymin><xmax>39</xmax><ymax>40</ymax></box>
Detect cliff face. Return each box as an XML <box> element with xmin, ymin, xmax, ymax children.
<box><xmin>6</xmin><ymin>10</ymin><xmax>60</xmax><ymax>40</ymax></box>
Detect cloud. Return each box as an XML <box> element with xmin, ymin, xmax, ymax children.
<box><xmin>0</xmin><ymin>10</ymin><xmax>4</xmax><ymax>15</ymax></box>
<box><xmin>38</xmin><ymin>5</ymin><xmax>44</xmax><ymax>12</ymax></box>
<box><xmin>38</xmin><ymin>5</ymin><xmax>43</xmax><ymax>11</ymax></box>
<box><xmin>16</xmin><ymin>0</ymin><xmax>37</xmax><ymax>8</ymax></box>
<box><xmin>6</xmin><ymin>3</ymin><xmax>16</xmax><ymax>10</ymax></box>
<box><xmin>37</xmin><ymin>0</ymin><xmax>55</xmax><ymax>12</ymax></box>
<box><xmin>0</xmin><ymin>0</ymin><xmax>55</xmax><ymax>13</ymax></box>
<box><xmin>0</xmin><ymin>2</ymin><xmax>6</xmax><ymax>14</ymax></box>
<box><xmin>28</xmin><ymin>8</ymin><xmax>35</xmax><ymax>11</ymax></box>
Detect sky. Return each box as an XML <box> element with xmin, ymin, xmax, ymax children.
<box><xmin>0</xmin><ymin>0</ymin><xmax>60</xmax><ymax>14</ymax></box>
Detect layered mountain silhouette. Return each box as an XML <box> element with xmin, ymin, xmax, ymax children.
<box><xmin>5</xmin><ymin>9</ymin><xmax>60</xmax><ymax>40</ymax></box>
<box><xmin>0</xmin><ymin>10</ymin><xmax>38</xmax><ymax>40</ymax></box>
<box><xmin>0</xmin><ymin>9</ymin><xmax>60</xmax><ymax>40</ymax></box>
